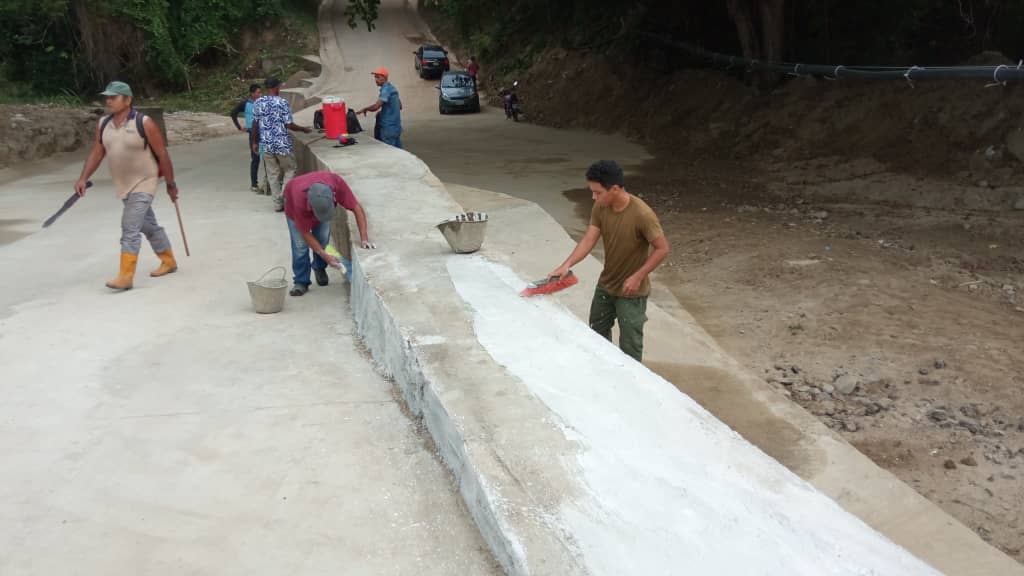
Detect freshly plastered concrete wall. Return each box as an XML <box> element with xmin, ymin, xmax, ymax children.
<box><xmin>295</xmin><ymin>138</ymin><xmax>576</xmax><ymax>574</ymax></box>
<box><xmin>292</xmin><ymin>129</ymin><xmax>1020</xmax><ymax>576</ymax></box>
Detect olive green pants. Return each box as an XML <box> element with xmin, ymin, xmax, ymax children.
<box><xmin>588</xmin><ymin>285</ymin><xmax>648</xmax><ymax>362</ymax></box>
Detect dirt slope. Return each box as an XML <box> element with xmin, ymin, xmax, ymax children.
<box><xmin>518</xmin><ymin>47</ymin><xmax>1024</xmax><ymax>561</ymax></box>
<box><xmin>0</xmin><ymin>105</ymin><xmax>103</xmax><ymax>169</ymax></box>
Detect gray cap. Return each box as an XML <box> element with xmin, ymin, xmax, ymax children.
<box><xmin>100</xmin><ymin>81</ymin><xmax>133</xmax><ymax>97</ymax></box>
<box><xmin>308</xmin><ymin>183</ymin><xmax>335</xmax><ymax>223</ymax></box>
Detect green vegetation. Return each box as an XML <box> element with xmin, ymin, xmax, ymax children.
<box><xmin>155</xmin><ymin>11</ymin><xmax>316</xmax><ymax>113</ymax></box>
<box><xmin>7</xmin><ymin>0</ymin><xmax>1024</xmax><ymax>105</ymax></box>
<box><xmin>0</xmin><ymin>84</ymin><xmax>82</xmax><ymax>106</ymax></box>
<box><xmin>0</xmin><ymin>0</ymin><xmax>323</xmax><ymax>104</ymax></box>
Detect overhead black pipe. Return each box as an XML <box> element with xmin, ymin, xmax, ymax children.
<box><xmin>642</xmin><ymin>33</ymin><xmax>1024</xmax><ymax>85</ymax></box>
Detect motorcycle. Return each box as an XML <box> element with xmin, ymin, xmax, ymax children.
<box><xmin>501</xmin><ymin>80</ymin><xmax>520</xmax><ymax>122</ymax></box>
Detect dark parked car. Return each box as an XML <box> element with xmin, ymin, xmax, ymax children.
<box><xmin>413</xmin><ymin>44</ymin><xmax>450</xmax><ymax>79</ymax></box>
<box><xmin>437</xmin><ymin>72</ymin><xmax>480</xmax><ymax>114</ymax></box>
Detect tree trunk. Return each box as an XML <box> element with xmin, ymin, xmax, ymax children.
<box><xmin>74</xmin><ymin>0</ymin><xmax>147</xmax><ymax>87</ymax></box>
<box><xmin>726</xmin><ymin>0</ymin><xmax>761</xmax><ymax>62</ymax></box>
<box><xmin>757</xmin><ymin>0</ymin><xmax>785</xmax><ymax>87</ymax></box>
<box><xmin>727</xmin><ymin>0</ymin><xmax>786</xmax><ymax>90</ymax></box>
<box><xmin>758</xmin><ymin>0</ymin><xmax>785</xmax><ymax>63</ymax></box>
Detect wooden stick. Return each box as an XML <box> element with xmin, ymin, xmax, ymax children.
<box><xmin>173</xmin><ymin>199</ymin><xmax>191</xmax><ymax>257</ymax></box>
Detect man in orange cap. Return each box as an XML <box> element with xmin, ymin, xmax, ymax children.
<box><xmin>357</xmin><ymin>67</ymin><xmax>402</xmax><ymax>148</ymax></box>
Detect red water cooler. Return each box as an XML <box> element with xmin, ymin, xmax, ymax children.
<box><xmin>322</xmin><ymin>97</ymin><xmax>347</xmax><ymax>139</ymax></box>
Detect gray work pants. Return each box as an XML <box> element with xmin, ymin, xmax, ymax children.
<box><xmin>263</xmin><ymin>152</ymin><xmax>296</xmax><ymax>210</ymax></box>
<box><xmin>120</xmin><ymin>192</ymin><xmax>171</xmax><ymax>255</ymax></box>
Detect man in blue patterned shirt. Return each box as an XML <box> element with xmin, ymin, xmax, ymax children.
<box><xmin>250</xmin><ymin>77</ymin><xmax>312</xmax><ymax>211</ymax></box>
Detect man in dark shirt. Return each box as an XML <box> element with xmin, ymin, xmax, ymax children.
<box><xmin>230</xmin><ymin>84</ymin><xmax>262</xmax><ymax>192</ymax></box>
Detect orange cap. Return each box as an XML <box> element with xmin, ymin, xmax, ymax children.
<box><xmin>371</xmin><ymin>67</ymin><xmax>389</xmax><ymax>79</ymax></box>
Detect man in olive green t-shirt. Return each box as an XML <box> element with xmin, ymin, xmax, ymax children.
<box><xmin>549</xmin><ymin>160</ymin><xmax>670</xmax><ymax>361</ymax></box>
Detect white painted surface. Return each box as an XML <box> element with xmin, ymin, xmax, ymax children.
<box><xmin>447</xmin><ymin>255</ymin><xmax>941</xmax><ymax>576</ymax></box>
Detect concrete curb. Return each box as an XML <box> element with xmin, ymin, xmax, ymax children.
<box><xmin>349</xmin><ymin>266</ymin><xmax>532</xmax><ymax>574</ymax></box>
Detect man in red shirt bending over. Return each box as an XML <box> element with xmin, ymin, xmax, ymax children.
<box><xmin>283</xmin><ymin>170</ymin><xmax>374</xmax><ymax>296</ymax></box>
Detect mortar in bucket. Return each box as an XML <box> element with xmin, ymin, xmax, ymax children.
<box><xmin>436</xmin><ymin>212</ymin><xmax>488</xmax><ymax>254</ymax></box>
<box><xmin>247</xmin><ymin>266</ymin><xmax>288</xmax><ymax>314</ymax></box>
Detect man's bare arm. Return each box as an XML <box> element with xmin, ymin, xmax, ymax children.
<box><xmin>75</xmin><ymin>124</ymin><xmax>106</xmax><ymax>196</ymax></box>
<box><xmin>550</xmin><ymin>225</ymin><xmax>601</xmax><ymax>277</ymax></box>
<box><xmin>143</xmin><ymin>117</ymin><xmax>177</xmax><ymax>200</ymax></box>
<box><xmin>353</xmin><ymin>203</ymin><xmax>370</xmax><ymax>243</ymax></box>
<box><xmin>301</xmin><ymin>229</ymin><xmax>328</xmax><ymax>259</ymax></box>
<box><xmin>359</xmin><ymin>100</ymin><xmax>384</xmax><ymax>115</ymax></box>
<box><xmin>621</xmin><ymin>235</ymin><xmax>670</xmax><ymax>296</ymax></box>
<box><xmin>250</xmin><ymin>119</ymin><xmax>260</xmax><ymax>153</ymax></box>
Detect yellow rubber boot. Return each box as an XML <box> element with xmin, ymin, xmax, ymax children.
<box><xmin>150</xmin><ymin>250</ymin><xmax>178</xmax><ymax>277</ymax></box>
<box><xmin>105</xmin><ymin>253</ymin><xmax>138</xmax><ymax>291</ymax></box>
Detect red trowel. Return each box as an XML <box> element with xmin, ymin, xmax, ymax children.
<box><xmin>520</xmin><ymin>271</ymin><xmax>579</xmax><ymax>297</ymax></box>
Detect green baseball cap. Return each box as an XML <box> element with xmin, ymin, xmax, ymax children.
<box><xmin>99</xmin><ymin>81</ymin><xmax>133</xmax><ymax>97</ymax></box>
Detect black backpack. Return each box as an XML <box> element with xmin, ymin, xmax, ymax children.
<box><xmin>346</xmin><ymin>108</ymin><xmax>362</xmax><ymax>134</ymax></box>
<box><xmin>100</xmin><ymin>108</ymin><xmax>162</xmax><ymax>175</ymax></box>
<box><xmin>314</xmin><ymin>108</ymin><xmax>360</xmax><ymax>133</ymax></box>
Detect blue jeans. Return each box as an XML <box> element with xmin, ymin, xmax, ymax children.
<box><xmin>287</xmin><ymin>217</ymin><xmax>330</xmax><ymax>286</ymax></box>
<box><xmin>379</xmin><ymin>127</ymin><xmax>402</xmax><ymax>149</ymax></box>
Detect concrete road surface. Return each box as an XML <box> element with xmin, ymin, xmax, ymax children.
<box><xmin>0</xmin><ymin>137</ymin><xmax>498</xmax><ymax>575</ymax></box>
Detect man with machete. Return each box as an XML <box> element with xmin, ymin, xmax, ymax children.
<box><xmin>547</xmin><ymin>160</ymin><xmax>670</xmax><ymax>362</ymax></box>
<box><xmin>283</xmin><ymin>170</ymin><xmax>374</xmax><ymax>296</ymax></box>
<box><xmin>74</xmin><ymin>81</ymin><xmax>180</xmax><ymax>291</ymax></box>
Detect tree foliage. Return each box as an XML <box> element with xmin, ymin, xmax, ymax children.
<box><xmin>0</xmin><ymin>0</ymin><xmax>320</xmax><ymax>96</ymax></box>
<box><xmin>344</xmin><ymin>0</ymin><xmax>381</xmax><ymax>31</ymax></box>
<box><xmin>0</xmin><ymin>0</ymin><xmax>83</xmax><ymax>95</ymax></box>
<box><xmin>423</xmin><ymin>0</ymin><xmax>1024</xmax><ymax>73</ymax></box>
<box><xmin>7</xmin><ymin>0</ymin><xmax>1024</xmax><ymax>97</ymax></box>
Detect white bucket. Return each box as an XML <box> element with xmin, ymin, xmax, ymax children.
<box><xmin>247</xmin><ymin>266</ymin><xmax>288</xmax><ymax>314</ymax></box>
